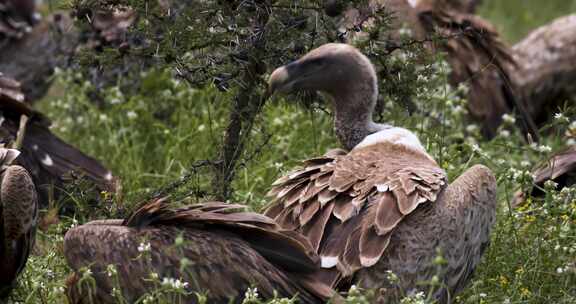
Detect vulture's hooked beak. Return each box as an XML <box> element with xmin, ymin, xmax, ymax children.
<box><xmin>267</xmin><ymin>61</ymin><xmax>302</xmax><ymax>97</ymax></box>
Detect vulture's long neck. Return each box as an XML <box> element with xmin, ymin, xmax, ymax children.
<box><xmin>332</xmin><ymin>75</ymin><xmax>389</xmax><ymax>150</ymax></box>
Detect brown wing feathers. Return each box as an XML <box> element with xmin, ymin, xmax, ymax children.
<box><xmin>0</xmin><ymin>75</ymin><xmax>114</xmax><ymax>207</ymax></box>
<box><xmin>265</xmin><ymin>143</ymin><xmax>447</xmax><ymax>286</ymax></box>
<box><xmin>66</xmin><ymin>198</ymin><xmax>336</xmax><ymax>302</ymax></box>
<box><xmin>415</xmin><ymin>3</ymin><xmax>530</xmax><ymax>138</ymax></box>
<box><xmin>126</xmin><ymin>198</ymin><xmax>324</xmax><ymax>273</ymax></box>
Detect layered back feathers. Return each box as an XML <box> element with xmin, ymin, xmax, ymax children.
<box><xmin>65</xmin><ymin>198</ymin><xmax>336</xmax><ymax>303</ymax></box>
<box><xmin>265</xmin><ymin>142</ymin><xmax>446</xmax><ymax>287</ymax></box>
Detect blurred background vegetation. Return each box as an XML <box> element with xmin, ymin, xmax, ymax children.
<box><xmin>480</xmin><ymin>0</ymin><xmax>576</xmax><ymax>42</ymax></box>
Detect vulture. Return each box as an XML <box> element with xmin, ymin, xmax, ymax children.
<box><xmin>0</xmin><ymin>147</ymin><xmax>38</xmax><ymax>299</ymax></box>
<box><xmin>514</xmin><ymin>146</ymin><xmax>576</xmax><ymax>206</ymax></box>
<box><xmin>64</xmin><ymin>199</ymin><xmax>336</xmax><ymax>303</ymax></box>
<box><xmin>0</xmin><ymin>0</ymin><xmax>36</xmax><ymax>42</ymax></box>
<box><xmin>0</xmin><ymin>0</ymin><xmax>78</xmax><ymax>102</ymax></box>
<box><xmin>0</xmin><ymin>74</ymin><xmax>115</xmax><ymax>207</ymax></box>
<box><xmin>511</xmin><ymin>14</ymin><xmax>576</xmax><ymax>127</ymax></box>
<box><xmin>336</xmin><ymin>0</ymin><xmax>534</xmax><ymax>139</ymax></box>
<box><xmin>265</xmin><ymin>43</ymin><xmax>497</xmax><ymax>303</ymax></box>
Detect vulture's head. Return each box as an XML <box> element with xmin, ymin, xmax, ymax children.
<box><xmin>268</xmin><ymin>43</ymin><xmax>377</xmax><ymax>104</ymax></box>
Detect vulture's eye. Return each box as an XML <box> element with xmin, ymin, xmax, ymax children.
<box><xmin>308</xmin><ymin>58</ymin><xmax>326</xmax><ymax>67</ymax></box>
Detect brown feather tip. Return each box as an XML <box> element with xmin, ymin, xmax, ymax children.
<box><xmin>0</xmin><ymin>148</ymin><xmax>21</xmax><ymax>169</ymax></box>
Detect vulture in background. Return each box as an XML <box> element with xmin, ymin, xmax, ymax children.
<box><xmin>0</xmin><ymin>1</ymin><xmax>138</xmax><ymax>104</ymax></box>
<box><xmin>64</xmin><ymin>199</ymin><xmax>336</xmax><ymax>303</ymax></box>
<box><xmin>514</xmin><ymin>146</ymin><xmax>576</xmax><ymax>206</ymax></box>
<box><xmin>73</xmin><ymin>5</ymin><xmax>143</xmax><ymax>95</ymax></box>
<box><xmin>266</xmin><ymin>43</ymin><xmax>497</xmax><ymax>303</ymax></box>
<box><xmin>333</xmin><ymin>0</ymin><xmax>536</xmax><ymax>139</ymax></box>
<box><xmin>511</xmin><ymin>14</ymin><xmax>576</xmax><ymax>127</ymax></box>
<box><xmin>0</xmin><ymin>147</ymin><xmax>38</xmax><ymax>299</ymax></box>
<box><xmin>0</xmin><ymin>0</ymin><xmax>78</xmax><ymax>102</ymax></box>
<box><xmin>0</xmin><ymin>74</ymin><xmax>115</xmax><ymax>207</ymax></box>
<box><xmin>0</xmin><ymin>0</ymin><xmax>36</xmax><ymax>40</ymax></box>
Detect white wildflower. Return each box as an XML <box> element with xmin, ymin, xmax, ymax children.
<box><xmin>554</xmin><ymin>112</ymin><xmax>569</xmax><ymax>122</ymax></box>
<box><xmin>466</xmin><ymin>124</ymin><xmax>478</xmax><ymax>133</ymax></box>
<box><xmin>385</xmin><ymin>270</ymin><xmax>399</xmax><ymax>283</ymax></box>
<box><xmin>502</xmin><ymin>113</ymin><xmax>516</xmax><ymax>124</ymax></box>
<box><xmin>538</xmin><ymin>145</ymin><xmax>552</xmax><ymax>153</ymax></box>
<box><xmin>142</xmin><ymin>295</ymin><xmax>155</xmax><ymax>304</ymax></box>
<box><xmin>46</xmin><ymin>269</ymin><xmax>55</xmax><ymax>279</ymax></box>
<box><xmin>106</xmin><ymin>264</ymin><xmax>117</xmax><ymax>277</ymax></box>
<box><xmin>544</xmin><ymin>180</ymin><xmax>558</xmax><ymax>189</ymax></box>
<box><xmin>499</xmin><ymin>129</ymin><xmax>510</xmax><ymax>138</ymax></box>
<box><xmin>452</xmin><ymin>105</ymin><xmax>464</xmax><ymax>115</ymax></box>
<box><xmin>126</xmin><ymin>111</ymin><xmax>138</xmax><ymax>120</ymax></box>
<box><xmin>109</xmin><ymin>88</ymin><xmax>124</xmax><ymax>104</ymax></box>
<box><xmin>81</xmin><ymin>267</ymin><xmax>92</xmax><ymax>279</ymax></box>
<box><xmin>243</xmin><ymin>287</ymin><xmax>260</xmax><ymax>302</ymax></box>
<box><xmin>457</xmin><ymin>82</ymin><xmax>469</xmax><ymax>94</ymax></box>
<box><xmin>197</xmin><ymin>124</ymin><xmax>206</xmax><ymax>132</ymax></box>
<box><xmin>138</xmin><ymin>242</ymin><xmax>151</xmax><ymax>253</ymax></box>
<box><xmin>400</xmin><ymin>291</ymin><xmax>426</xmax><ymax>304</ymax></box>
<box><xmin>471</xmin><ymin>143</ymin><xmax>481</xmax><ymax>153</ymax></box>
<box><xmin>398</xmin><ymin>27</ymin><xmax>413</xmax><ymax>37</ymax></box>
<box><xmin>174</xmin><ymin>235</ymin><xmax>184</xmax><ymax>246</ymax></box>
<box><xmin>161</xmin><ymin>277</ymin><xmax>189</xmax><ymax>289</ymax></box>
<box><xmin>53</xmin><ymin>286</ymin><xmax>66</xmax><ymax>293</ymax></box>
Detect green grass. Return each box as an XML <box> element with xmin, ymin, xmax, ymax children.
<box><xmin>7</xmin><ymin>2</ymin><xmax>576</xmax><ymax>303</ymax></box>
<box><xmin>480</xmin><ymin>0</ymin><xmax>576</xmax><ymax>43</ymax></box>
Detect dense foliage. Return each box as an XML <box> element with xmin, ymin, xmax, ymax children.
<box><xmin>7</xmin><ymin>0</ymin><xmax>576</xmax><ymax>303</ymax></box>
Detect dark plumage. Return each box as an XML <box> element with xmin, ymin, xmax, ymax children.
<box><xmin>0</xmin><ymin>0</ymin><xmax>36</xmax><ymax>42</ymax></box>
<box><xmin>0</xmin><ymin>148</ymin><xmax>38</xmax><ymax>299</ymax></box>
<box><xmin>0</xmin><ymin>74</ymin><xmax>115</xmax><ymax>207</ymax></box>
<box><xmin>0</xmin><ymin>0</ymin><xmax>77</xmax><ymax>103</ymax></box>
<box><xmin>336</xmin><ymin>0</ymin><xmax>534</xmax><ymax>139</ymax></box>
<box><xmin>64</xmin><ymin>199</ymin><xmax>336</xmax><ymax>303</ymax></box>
<box><xmin>266</xmin><ymin>43</ymin><xmax>497</xmax><ymax>303</ymax></box>
<box><xmin>511</xmin><ymin>14</ymin><xmax>576</xmax><ymax>127</ymax></box>
<box><xmin>514</xmin><ymin>146</ymin><xmax>576</xmax><ymax>206</ymax></box>
<box><xmin>415</xmin><ymin>0</ymin><xmax>524</xmax><ymax>138</ymax></box>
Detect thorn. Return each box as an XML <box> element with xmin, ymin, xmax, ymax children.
<box><xmin>13</xmin><ymin>114</ymin><xmax>29</xmax><ymax>150</ymax></box>
<box><xmin>526</xmin><ymin>133</ymin><xmax>534</xmax><ymax>146</ymax></box>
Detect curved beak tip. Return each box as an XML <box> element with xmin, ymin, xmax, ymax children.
<box><xmin>267</xmin><ymin>66</ymin><xmax>290</xmax><ymax>96</ymax></box>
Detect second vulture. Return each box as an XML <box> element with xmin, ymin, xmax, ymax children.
<box><xmin>64</xmin><ymin>199</ymin><xmax>337</xmax><ymax>303</ymax></box>
<box><xmin>266</xmin><ymin>43</ymin><xmax>497</xmax><ymax>303</ymax></box>
<box><xmin>336</xmin><ymin>0</ymin><xmax>533</xmax><ymax>139</ymax></box>
<box><xmin>0</xmin><ymin>74</ymin><xmax>115</xmax><ymax>208</ymax></box>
